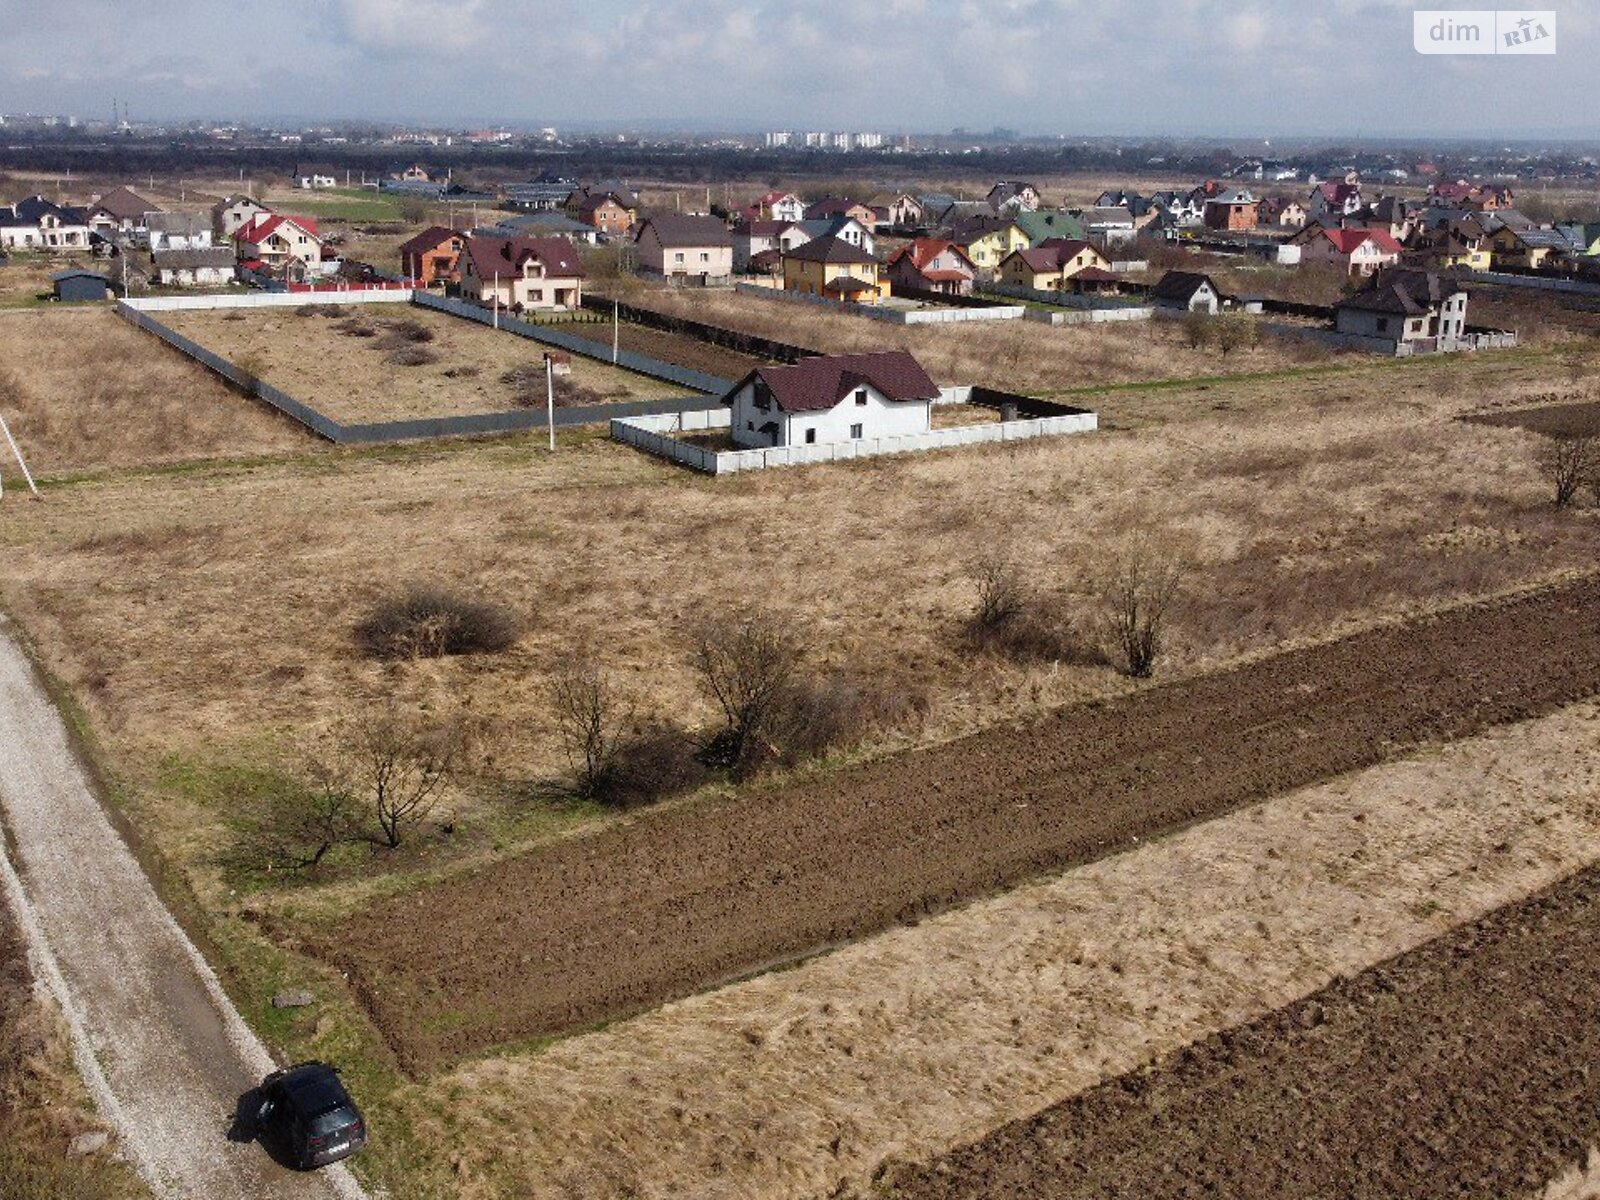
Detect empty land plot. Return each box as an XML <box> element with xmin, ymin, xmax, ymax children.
<box><xmin>325</xmin><ymin>574</ymin><xmax>1600</xmax><ymax>1072</ymax></box>
<box><xmin>159</xmin><ymin>304</ymin><xmax>698</xmax><ymax>425</ymax></box>
<box><xmin>0</xmin><ymin>308</ymin><xmax>314</xmax><ymax>473</ymax></box>
<box><xmin>879</xmin><ymin>856</ymin><xmax>1600</xmax><ymax>1200</ymax></box>
<box><xmin>545</xmin><ymin>313</ymin><xmax>769</xmax><ymax>381</ymax></box>
<box><xmin>399</xmin><ymin>701</ymin><xmax>1600</xmax><ymax>1200</ymax></box>
<box><xmin>1467</xmin><ymin>397</ymin><xmax>1600</xmax><ymax>438</ymax></box>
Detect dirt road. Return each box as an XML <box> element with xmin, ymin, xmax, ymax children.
<box><xmin>876</xmin><ymin>858</ymin><xmax>1600</xmax><ymax>1199</ymax></box>
<box><xmin>329</xmin><ymin>575</ymin><xmax>1600</xmax><ymax>1072</ymax></box>
<box><xmin>0</xmin><ymin>622</ymin><xmax>365</xmax><ymax>1200</ymax></box>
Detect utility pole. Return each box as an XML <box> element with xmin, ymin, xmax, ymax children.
<box><xmin>545</xmin><ymin>354</ymin><xmax>556</xmax><ymax>451</ymax></box>
<box><xmin>492</xmin><ymin>272</ymin><xmax>499</xmax><ymax>329</ymax></box>
<box><xmin>613</xmin><ymin>298</ymin><xmax>619</xmax><ymax>364</ymax></box>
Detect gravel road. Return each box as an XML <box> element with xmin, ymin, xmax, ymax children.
<box><xmin>0</xmin><ymin>621</ymin><xmax>367</xmax><ymax>1200</ymax></box>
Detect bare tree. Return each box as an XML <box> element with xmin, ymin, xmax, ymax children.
<box><xmin>550</xmin><ymin>657</ymin><xmax>626</xmax><ymax>799</ymax></box>
<box><xmin>690</xmin><ymin>614</ymin><xmax>805</xmax><ymax>771</ymax></box>
<box><xmin>1181</xmin><ymin>309</ymin><xmax>1213</xmax><ymax>350</ymax></box>
<box><xmin>338</xmin><ymin>706</ymin><xmax>464</xmax><ymax>848</ymax></box>
<box><xmin>250</xmin><ymin>768</ymin><xmax>359</xmax><ymax>873</ymax></box>
<box><xmin>1213</xmin><ymin>312</ymin><xmax>1259</xmax><ymax>358</ymax></box>
<box><xmin>1105</xmin><ymin>542</ymin><xmax>1184</xmax><ymax>679</ymax></box>
<box><xmin>1538</xmin><ymin>433</ymin><xmax>1597</xmax><ymax>508</ymax></box>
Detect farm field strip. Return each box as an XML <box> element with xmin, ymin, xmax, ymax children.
<box><xmin>326</xmin><ymin>573</ymin><xmax>1600</xmax><ymax>1072</ymax></box>
<box><xmin>401</xmin><ymin>700</ymin><xmax>1600</xmax><ymax>1200</ymax></box>
<box><xmin>878</xmin><ymin>843</ymin><xmax>1600</xmax><ymax>1200</ymax></box>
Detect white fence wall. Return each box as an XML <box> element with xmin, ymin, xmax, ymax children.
<box><xmin>733</xmin><ymin>282</ymin><xmax>1024</xmax><ymax>324</ymax></box>
<box><xmin>1027</xmin><ymin>305</ymin><xmax>1154</xmax><ymax>325</ymax></box>
<box><xmin>124</xmin><ymin>290</ymin><xmax>416</xmax><ymax>312</ymax></box>
<box><xmin>612</xmin><ymin>403</ymin><xmax>1097</xmax><ymax>476</ymax></box>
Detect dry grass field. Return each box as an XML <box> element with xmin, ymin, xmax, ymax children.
<box><xmin>160</xmin><ymin>303</ymin><xmax>697</xmax><ymax>424</ymax></box>
<box><xmin>0</xmin><ymin>308</ymin><xmax>313</xmax><ymax>474</ymax></box>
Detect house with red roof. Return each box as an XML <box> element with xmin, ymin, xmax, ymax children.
<box><xmin>1309</xmin><ymin>180</ymin><xmax>1363</xmax><ymax>220</ymax></box>
<box><xmin>1293</xmin><ymin>225</ymin><xmax>1402</xmax><ymax>275</ymax></box>
<box><xmin>885</xmin><ymin>238</ymin><xmax>978</xmax><ymax>295</ymax></box>
<box><xmin>457</xmin><ymin>235</ymin><xmax>583</xmax><ymax>311</ymax></box>
<box><xmin>723</xmin><ymin>350</ymin><xmax>941</xmax><ymax>449</ymax></box>
<box><xmin>232</xmin><ymin>214</ymin><xmax>327</xmax><ymax>278</ymax></box>
<box><xmin>753</xmin><ymin>190</ymin><xmax>805</xmax><ymax>223</ymax></box>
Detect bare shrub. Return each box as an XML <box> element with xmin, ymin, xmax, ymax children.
<box><xmin>598</xmin><ymin>722</ymin><xmax>708</xmax><ymax>807</ymax></box>
<box><xmin>501</xmin><ymin>362</ymin><xmax>604</xmax><ymax>408</ymax></box>
<box><xmin>355</xmin><ymin>585</ymin><xmax>518</xmax><ymax>659</ymax></box>
<box><xmin>338</xmin><ymin>706</ymin><xmax>464</xmax><ymax>848</ymax></box>
<box><xmin>1538</xmin><ymin>433</ymin><xmax>1597</xmax><ymax>508</ymax></box>
<box><xmin>384</xmin><ymin>318</ymin><xmax>435</xmax><ymax>344</ymax></box>
<box><xmin>550</xmin><ymin>658</ymin><xmax>628</xmax><ymax>801</ymax></box>
<box><xmin>1182</xmin><ymin>309</ymin><xmax>1213</xmax><ymax>350</ymax></box>
<box><xmin>690</xmin><ymin>613</ymin><xmax>805</xmax><ymax>771</ymax></box>
<box><xmin>1105</xmin><ymin>542</ymin><xmax>1184</xmax><ymax>679</ymax></box>
<box><xmin>295</xmin><ymin>303</ymin><xmax>321</xmax><ymax>317</ymax></box>
<box><xmin>222</xmin><ymin>310</ymin><xmax>246</xmax><ymax>322</ymax></box>
<box><xmin>1214</xmin><ymin>312</ymin><xmax>1260</xmax><ymax>357</ymax></box>
<box><xmin>969</xmin><ymin>552</ymin><xmax>1024</xmax><ymax>631</ymax></box>
<box><xmin>773</xmin><ymin>669</ymin><xmax>929</xmax><ymax>762</ymax></box>
<box><xmin>338</xmin><ymin>320</ymin><xmax>377</xmax><ymax>338</ymax></box>
<box><xmin>386</xmin><ymin>343</ymin><xmax>440</xmax><ymax>367</ymax></box>
<box><xmin>443</xmin><ymin>364</ymin><xmax>481</xmax><ymax>379</ymax></box>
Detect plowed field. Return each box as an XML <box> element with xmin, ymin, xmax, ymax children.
<box><xmin>878</xmin><ymin>858</ymin><xmax>1600</xmax><ymax>1199</ymax></box>
<box><xmin>327</xmin><ymin>575</ymin><xmax>1600</xmax><ymax>1073</ymax></box>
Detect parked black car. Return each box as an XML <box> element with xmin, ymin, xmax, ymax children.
<box><xmin>255</xmin><ymin>1062</ymin><xmax>366</xmax><ymax>1170</ymax></box>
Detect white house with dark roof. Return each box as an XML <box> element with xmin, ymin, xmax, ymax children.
<box><xmin>145</xmin><ymin>212</ymin><xmax>212</xmax><ymax>251</ymax></box>
<box><xmin>634</xmin><ymin>214</ymin><xmax>734</xmax><ymax>282</ymax></box>
<box><xmin>1334</xmin><ymin>270</ymin><xmax>1467</xmax><ymax>349</ymax></box>
<box><xmin>457</xmin><ymin>234</ymin><xmax>584</xmax><ymax>310</ymax></box>
<box><xmin>724</xmin><ymin>350</ymin><xmax>939</xmax><ymax>449</ymax></box>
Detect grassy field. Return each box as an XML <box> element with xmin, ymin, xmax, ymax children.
<box><xmin>1</xmin><ymin>288</ymin><xmax>1598</xmax><ymax>1194</ymax></box>
<box><xmin>160</xmin><ymin>303</ymin><xmax>698</xmax><ymax>424</ymax></box>
<box><xmin>258</xmin><ymin>185</ymin><xmax>407</xmax><ymax>223</ymax></box>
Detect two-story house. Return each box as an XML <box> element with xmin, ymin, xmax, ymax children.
<box><xmin>212</xmin><ymin>195</ymin><xmax>271</xmax><ymax>241</ymax></box>
<box><xmin>733</xmin><ymin>219</ymin><xmax>812</xmax><ymax>271</ymax></box>
<box><xmin>781</xmin><ymin>233</ymin><xmax>887</xmax><ymax>304</ymax></box>
<box><xmin>457</xmin><ymin>235</ymin><xmax>584</xmax><ymax>311</ymax></box>
<box><xmin>1294</xmin><ymin>226</ymin><xmax>1401</xmax><ymax>275</ymax></box>
<box><xmin>634</xmin><ymin>214</ymin><xmax>734</xmax><ymax>283</ymax></box>
<box><xmin>85</xmin><ymin>186</ymin><xmax>161</xmax><ymax>238</ymax></box>
<box><xmin>884</xmin><ymin>238</ymin><xmax>978</xmax><ymax>295</ymax></box>
<box><xmin>947</xmin><ymin>216</ymin><xmax>1029</xmax><ymax>276</ymax></box>
<box><xmin>996</xmin><ymin>239</ymin><xmax>1110</xmax><ymax>290</ymax></box>
<box><xmin>233</xmin><ymin>214</ymin><xmax>327</xmax><ymax>277</ymax></box>
<box><xmin>398</xmin><ymin>225</ymin><xmax>467</xmax><ymax>285</ymax></box>
<box><xmin>1334</xmin><ymin>269</ymin><xmax>1468</xmax><ymax>349</ymax></box>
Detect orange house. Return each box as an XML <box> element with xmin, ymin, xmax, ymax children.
<box><xmin>397</xmin><ymin>225</ymin><xmax>466</xmax><ymax>285</ymax></box>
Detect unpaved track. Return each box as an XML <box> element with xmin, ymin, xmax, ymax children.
<box><xmin>878</xmin><ymin>858</ymin><xmax>1600</xmax><ymax>1200</ymax></box>
<box><xmin>0</xmin><ymin>624</ymin><xmax>365</xmax><ymax>1200</ymax></box>
<box><xmin>332</xmin><ymin>575</ymin><xmax>1600</xmax><ymax>1072</ymax></box>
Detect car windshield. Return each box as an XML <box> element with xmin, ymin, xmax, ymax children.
<box><xmin>310</xmin><ymin>1107</ymin><xmax>356</xmax><ymax>1137</ymax></box>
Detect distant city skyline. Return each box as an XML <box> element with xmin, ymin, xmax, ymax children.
<box><xmin>0</xmin><ymin>0</ymin><xmax>1595</xmax><ymax>140</ymax></box>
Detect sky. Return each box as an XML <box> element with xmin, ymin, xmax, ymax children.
<box><xmin>0</xmin><ymin>0</ymin><xmax>1595</xmax><ymax>140</ymax></box>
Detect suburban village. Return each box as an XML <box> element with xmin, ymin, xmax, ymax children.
<box><xmin>4</xmin><ymin>24</ymin><xmax>1600</xmax><ymax>1199</ymax></box>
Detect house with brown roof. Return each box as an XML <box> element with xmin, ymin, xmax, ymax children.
<box><xmin>723</xmin><ymin>350</ymin><xmax>940</xmax><ymax>449</ymax></box>
<box><xmin>781</xmin><ymin>233</ymin><xmax>887</xmax><ymax>303</ymax></box>
<box><xmin>803</xmin><ymin>197</ymin><xmax>876</xmax><ymax>226</ymax></box>
<box><xmin>996</xmin><ymin>240</ymin><xmax>1109</xmax><ymax>291</ymax></box>
<box><xmin>565</xmin><ymin>183</ymin><xmax>639</xmax><ymax>235</ymax></box>
<box><xmin>86</xmin><ymin>186</ymin><xmax>161</xmax><ymax>236</ymax></box>
<box><xmin>634</xmin><ymin>214</ymin><xmax>734</xmax><ymax>282</ymax></box>
<box><xmin>733</xmin><ymin>219</ymin><xmax>811</xmax><ymax>271</ymax></box>
<box><xmin>398</xmin><ymin>225</ymin><xmax>467</xmax><ymax>285</ymax></box>
<box><xmin>752</xmin><ymin>190</ymin><xmax>806</xmax><ymax>223</ymax></box>
<box><xmin>885</xmin><ymin>238</ymin><xmax>977</xmax><ymax>295</ymax></box>
<box><xmin>457</xmin><ymin>235</ymin><xmax>584</xmax><ymax>311</ymax></box>
<box><xmin>1334</xmin><ymin>269</ymin><xmax>1467</xmax><ymax>349</ymax></box>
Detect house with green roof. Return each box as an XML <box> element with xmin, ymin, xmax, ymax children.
<box><xmin>1012</xmin><ymin>210</ymin><xmax>1088</xmax><ymax>247</ymax></box>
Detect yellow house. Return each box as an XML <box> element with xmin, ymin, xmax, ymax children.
<box><xmin>781</xmin><ymin>233</ymin><xmax>889</xmax><ymax>303</ymax></box>
<box><xmin>950</xmin><ymin>217</ymin><xmax>1029</xmax><ymax>274</ymax></box>
<box><xmin>1438</xmin><ymin>244</ymin><xmax>1492</xmax><ymax>271</ymax></box>
<box><xmin>997</xmin><ymin>240</ymin><xmax>1110</xmax><ymax>290</ymax></box>
<box><xmin>1489</xmin><ymin>224</ymin><xmax>1568</xmax><ymax>270</ymax></box>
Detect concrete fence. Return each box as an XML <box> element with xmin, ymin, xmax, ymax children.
<box><xmin>124</xmin><ymin>290</ymin><xmax>415</xmax><ymax>312</ymax></box>
<box><xmin>732</xmin><ymin>282</ymin><xmax>1024</xmax><ymax>325</ymax></box>
<box><xmin>612</xmin><ymin>400</ymin><xmax>1097</xmax><ymax>476</ymax></box>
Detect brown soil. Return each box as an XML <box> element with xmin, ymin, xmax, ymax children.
<box><xmin>551</xmin><ymin>317</ymin><xmax>768</xmax><ymax>382</ymax></box>
<box><xmin>1468</xmin><ymin>398</ymin><xmax>1600</xmax><ymax>438</ymax></box>
<box><xmin>325</xmin><ymin>574</ymin><xmax>1600</xmax><ymax>1074</ymax></box>
<box><xmin>875</xmin><ymin>857</ymin><xmax>1600</xmax><ymax>1200</ymax></box>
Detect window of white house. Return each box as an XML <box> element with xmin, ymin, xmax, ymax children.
<box><xmin>674</xmin><ymin>252</ymin><xmax>684</xmax><ymax>263</ymax></box>
<box><xmin>850</xmin><ymin>423</ymin><xmax>863</xmax><ymax>439</ymax></box>
<box><xmin>805</xmin><ymin>428</ymin><xmax>816</xmax><ymax>444</ymax></box>
<box><xmin>855</xmin><ymin>388</ymin><xmax>868</xmax><ymax>406</ymax></box>
<box><xmin>700</xmin><ymin>252</ymin><xmax>709</xmax><ymax>262</ymax></box>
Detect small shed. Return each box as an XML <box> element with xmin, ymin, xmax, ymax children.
<box><xmin>1150</xmin><ymin>270</ymin><xmax>1221</xmax><ymax>314</ymax></box>
<box><xmin>51</xmin><ymin>269</ymin><xmax>112</xmax><ymax>303</ymax></box>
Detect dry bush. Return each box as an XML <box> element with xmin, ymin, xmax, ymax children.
<box><xmin>443</xmin><ymin>364</ymin><xmax>481</xmax><ymax>379</ymax></box>
<box><xmin>773</xmin><ymin>669</ymin><xmax>929</xmax><ymax>762</ymax></box>
<box><xmin>1214</xmin><ymin>312</ymin><xmax>1260</xmax><ymax>358</ymax></box>
<box><xmin>501</xmin><ymin>362</ymin><xmax>605</xmax><ymax>408</ymax></box>
<box><xmin>330</xmin><ymin>706</ymin><xmax>465</xmax><ymax>848</ymax></box>
<box><xmin>337</xmin><ymin>319</ymin><xmax>377</xmax><ymax>338</ymax></box>
<box><xmin>386</xmin><ymin>343</ymin><xmax>440</xmax><ymax>367</ymax></box>
<box><xmin>595</xmin><ymin>723</ymin><xmax>708</xmax><ymax>808</ymax></box>
<box><xmin>1182</xmin><ymin>309</ymin><xmax>1213</xmax><ymax>350</ymax></box>
<box><xmin>1105</xmin><ymin>541</ymin><xmax>1185</xmax><ymax>679</ymax></box>
<box><xmin>969</xmin><ymin>552</ymin><xmax>1024</xmax><ymax>630</ymax></box>
<box><xmin>221</xmin><ymin>310</ymin><xmax>246</xmax><ymax>322</ymax></box>
<box><xmin>384</xmin><ymin>318</ymin><xmax>435</xmax><ymax>344</ymax></box>
<box><xmin>1537</xmin><ymin>433</ymin><xmax>1598</xmax><ymax>508</ymax></box>
<box><xmin>690</xmin><ymin>613</ymin><xmax>806</xmax><ymax>771</ymax></box>
<box><xmin>550</xmin><ymin>658</ymin><xmax>628</xmax><ymax>801</ymax></box>
<box><xmin>964</xmin><ymin>552</ymin><xmax>1104</xmax><ymax>666</ymax></box>
<box><xmin>355</xmin><ymin>585</ymin><xmax>518</xmax><ymax>660</ymax></box>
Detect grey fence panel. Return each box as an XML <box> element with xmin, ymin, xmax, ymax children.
<box><xmin>414</xmin><ymin>292</ymin><xmax>731</xmax><ymax>395</ymax></box>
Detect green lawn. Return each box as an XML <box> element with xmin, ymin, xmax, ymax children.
<box><xmin>275</xmin><ymin>188</ymin><xmax>406</xmax><ymax>222</ymax></box>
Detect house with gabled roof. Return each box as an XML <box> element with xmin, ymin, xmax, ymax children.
<box><xmin>1150</xmin><ymin>270</ymin><xmax>1222</xmax><ymax>314</ymax></box>
<box><xmin>1012</xmin><ymin>210</ymin><xmax>1087</xmax><ymax>247</ymax></box>
<box><xmin>1071</xmin><ymin>206</ymin><xmax>1139</xmax><ymax>249</ymax></box>
<box><xmin>724</xmin><ymin>350</ymin><xmax>940</xmax><ymax>449</ymax></box>
<box><xmin>292</xmin><ymin>164</ymin><xmax>339</xmax><ymax>190</ymax></box>
<box><xmin>997</xmin><ymin>239</ymin><xmax>1111</xmax><ymax>291</ymax></box>
<box><xmin>1489</xmin><ymin>224</ymin><xmax>1573</xmax><ymax>270</ymax></box>
<box><xmin>987</xmin><ymin>181</ymin><xmax>1041</xmax><ymax>216</ymax></box>
<box><xmin>398</xmin><ymin>225</ymin><xmax>467</xmax><ymax>285</ymax></box>
<box><xmin>733</xmin><ymin>219</ymin><xmax>811</xmax><ymax>271</ymax></box>
<box><xmin>634</xmin><ymin>214</ymin><xmax>734</xmax><ymax>282</ymax></box>
<box><xmin>86</xmin><ymin>186</ymin><xmax>161</xmax><ymax>236</ymax></box>
<box><xmin>1309</xmin><ymin>180</ymin><xmax>1362</xmax><ymax>219</ymax></box>
<box><xmin>151</xmin><ymin>247</ymin><xmax>237</xmax><ymax>287</ymax></box>
<box><xmin>752</xmin><ymin>190</ymin><xmax>806</xmax><ymax>223</ymax></box>
<box><xmin>946</xmin><ymin>215</ymin><xmax>1028</xmax><ymax>276</ymax></box>
<box><xmin>1256</xmin><ymin>196</ymin><xmax>1307</xmax><ymax>227</ymax></box>
<box><xmin>1204</xmin><ymin>188</ymin><xmax>1258</xmax><ymax>231</ymax></box>
<box><xmin>233</xmin><ymin>214</ymin><xmax>327</xmax><ymax>278</ymax></box>
<box><xmin>566</xmin><ymin>183</ymin><xmax>639</xmax><ymax>235</ymax></box>
<box><xmin>885</xmin><ymin>238</ymin><xmax>977</xmax><ymax>295</ymax></box>
<box><xmin>1293</xmin><ymin>225</ymin><xmax>1401</xmax><ymax>274</ymax></box>
<box><xmin>781</xmin><ymin>233</ymin><xmax>887</xmax><ymax>303</ymax></box>
<box><xmin>457</xmin><ymin>235</ymin><xmax>584</xmax><ymax>311</ymax></box>
<box><xmin>0</xmin><ymin>196</ymin><xmax>92</xmax><ymax>250</ymax></box>
<box><xmin>145</xmin><ymin>212</ymin><xmax>212</xmax><ymax>251</ymax></box>
<box><xmin>1334</xmin><ymin>269</ymin><xmax>1467</xmax><ymax>348</ymax></box>
<box><xmin>212</xmin><ymin>194</ymin><xmax>271</xmax><ymax>240</ymax></box>
<box><xmin>803</xmin><ymin>197</ymin><xmax>876</xmax><ymax>227</ymax></box>
<box><xmin>867</xmin><ymin>192</ymin><xmax>922</xmax><ymax>228</ymax></box>
<box><xmin>794</xmin><ymin>215</ymin><xmax>874</xmax><ymax>255</ymax></box>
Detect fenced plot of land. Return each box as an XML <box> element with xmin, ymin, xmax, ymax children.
<box><xmin>159</xmin><ymin>304</ymin><xmax>699</xmax><ymax>425</ymax></box>
<box><xmin>324</xmin><ymin>575</ymin><xmax>1600</xmax><ymax>1072</ymax></box>
<box><xmin>543</xmin><ymin>313</ymin><xmax>769</xmax><ymax>382</ymax></box>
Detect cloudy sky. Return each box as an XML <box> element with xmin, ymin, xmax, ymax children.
<box><xmin>0</xmin><ymin>0</ymin><xmax>1593</xmax><ymax>139</ymax></box>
